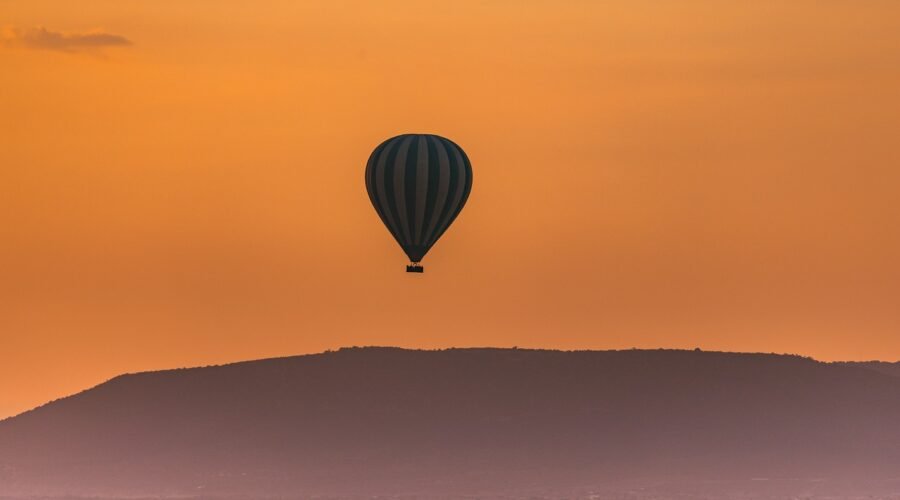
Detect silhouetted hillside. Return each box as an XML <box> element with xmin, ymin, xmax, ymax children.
<box><xmin>839</xmin><ymin>360</ymin><xmax>900</xmax><ymax>379</ymax></box>
<box><xmin>2</xmin><ymin>347</ymin><xmax>900</xmax><ymax>499</ymax></box>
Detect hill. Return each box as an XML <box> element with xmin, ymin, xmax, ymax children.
<box><xmin>838</xmin><ymin>360</ymin><xmax>900</xmax><ymax>379</ymax></box>
<box><xmin>2</xmin><ymin>347</ymin><xmax>900</xmax><ymax>499</ymax></box>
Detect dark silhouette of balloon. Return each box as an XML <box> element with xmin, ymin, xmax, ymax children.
<box><xmin>365</xmin><ymin>134</ymin><xmax>473</xmax><ymax>272</ymax></box>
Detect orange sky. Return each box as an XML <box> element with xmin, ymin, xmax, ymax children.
<box><xmin>2</xmin><ymin>0</ymin><xmax>900</xmax><ymax>419</ymax></box>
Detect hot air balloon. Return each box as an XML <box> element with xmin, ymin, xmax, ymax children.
<box><xmin>365</xmin><ymin>134</ymin><xmax>473</xmax><ymax>273</ymax></box>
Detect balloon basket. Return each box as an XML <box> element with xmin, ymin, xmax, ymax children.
<box><xmin>406</xmin><ymin>264</ymin><xmax>424</xmax><ymax>273</ymax></box>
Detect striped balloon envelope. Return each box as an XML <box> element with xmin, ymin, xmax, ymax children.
<box><xmin>365</xmin><ymin>134</ymin><xmax>473</xmax><ymax>273</ymax></box>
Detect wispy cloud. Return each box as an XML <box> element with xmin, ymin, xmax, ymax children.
<box><xmin>2</xmin><ymin>26</ymin><xmax>132</xmax><ymax>52</ymax></box>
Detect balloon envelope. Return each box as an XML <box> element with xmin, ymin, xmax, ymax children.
<box><xmin>365</xmin><ymin>134</ymin><xmax>473</xmax><ymax>266</ymax></box>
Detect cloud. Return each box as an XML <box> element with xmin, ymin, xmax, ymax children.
<box><xmin>2</xmin><ymin>26</ymin><xmax>132</xmax><ymax>52</ymax></box>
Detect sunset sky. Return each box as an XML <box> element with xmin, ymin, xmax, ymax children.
<box><xmin>2</xmin><ymin>0</ymin><xmax>900</xmax><ymax>419</ymax></box>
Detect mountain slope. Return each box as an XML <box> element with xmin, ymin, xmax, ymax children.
<box><xmin>839</xmin><ymin>360</ymin><xmax>900</xmax><ymax>379</ymax></box>
<box><xmin>2</xmin><ymin>347</ymin><xmax>900</xmax><ymax>498</ymax></box>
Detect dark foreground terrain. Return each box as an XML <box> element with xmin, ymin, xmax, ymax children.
<box><xmin>2</xmin><ymin>347</ymin><xmax>900</xmax><ymax>499</ymax></box>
